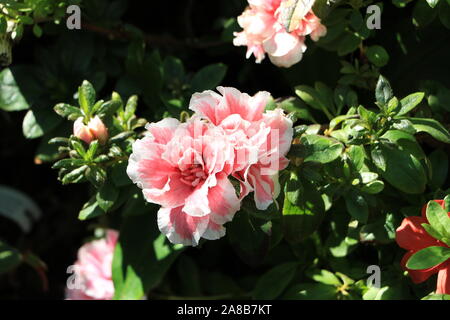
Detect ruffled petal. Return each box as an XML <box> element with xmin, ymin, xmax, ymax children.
<box><xmin>157</xmin><ymin>206</ymin><xmax>209</xmax><ymax>246</ymax></box>
<box><xmin>202</xmin><ymin>220</ymin><xmax>226</xmax><ymax>241</ymax></box>
<box><xmin>145</xmin><ymin>118</ymin><xmax>180</xmax><ymax>144</ymax></box>
<box><xmin>142</xmin><ymin>174</ymin><xmax>193</xmax><ymax>208</ymax></box>
<box><xmin>207</xmin><ymin>175</ymin><xmax>241</xmax><ymax>225</ymax></box>
<box><xmin>247</xmin><ymin>165</ymin><xmax>277</xmax><ymax>210</ymax></box>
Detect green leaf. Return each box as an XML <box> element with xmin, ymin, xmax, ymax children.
<box><xmin>227</xmin><ymin>212</ymin><xmax>272</xmax><ymax>267</ymax></box>
<box><xmin>375</xmin><ymin>75</ymin><xmax>393</xmax><ymax>107</ymax></box>
<box><xmin>282</xmin><ymin>180</ymin><xmax>326</xmax><ymax>243</ymax></box>
<box><xmin>408</xmin><ymin>117</ymin><xmax>450</xmax><ymax>143</ymax></box>
<box><xmin>78</xmin><ymin>80</ymin><xmax>96</xmax><ymax>116</ymax></box>
<box><xmin>429</xmin><ymin>149</ymin><xmax>448</xmax><ymax>189</ymax></box>
<box><xmin>0</xmin><ymin>241</ymin><xmax>22</xmax><ymax>275</ymax></box>
<box><xmin>97</xmin><ymin>99</ymin><xmax>122</xmax><ymax>118</ymax></box>
<box><xmin>0</xmin><ymin>185</ymin><xmax>41</xmax><ymax>233</ymax></box>
<box><xmin>406</xmin><ymin>246</ymin><xmax>450</xmax><ymax>270</ymax></box>
<box><xmin>381</xmin><ymin>130</ymin><xmax>425</xmax><ymax>160</ymax></box>
<box><xmin>52</xmin><ymin>159</ymin><xmax>86</xmax><ymax>170</ymax></box>
<box><xmin>54</xmin><ymin>103</ymin><xmax>83</xmax><ymax>120</ymax></box>
<box><xmin>281</xmin><ymin>283</ymin><xmax>337</xmax><ymax>300</ymax></box>
<box><xmin>112</xmin><ymin>212</ymin><xmax>183</xmax><ymax>300</ymax></box>
<box><xmin>0</xmin><ymin>68</ymin><xmax>29</xmax><ymax>111</ymax></box>
<box><xmin>426</xmin><ymin>0</ymin><xmax>440</xmax><ymax>8</ymax></box>
<box><xmin>345</xmin><ymin>190</ymin><xmax>369</xmax><ymax>223</ymax></box>
<box><xmin>396</xmin><ymin>92</ymin><xmax>425</xmax><ymax>116</ymax></box>
<box><xmin>22</xmin><ymin>108</ymin><xmax>61</xmax><ymax>139</ymax></box>
<box><xmin>78</xmin><ymin>196</ymin><xmax>104</xmax><ymax>220</ymax></box>
<box><xmin>298</xmin><ymin>135</ymin><xmax>344</xmax><ymax>164</ymax></box>
<box><xmin>376</xmin><ymin>144</ymin><xmax>427</xmax><ymax>194</ymax></box>
<box><xmin>190</xmin><ymin>63</ymin><xmax>227</xmax><ymax>93</ymax></box>
<box><xmin>32</xmin><ymin>24</ymin><xmax>42</xmax><ymax>37</ymax></box>
<box><xmin>360</xmin><ymin>180</ymin><xmax>384</xmax><ymax>194</ymax></box>
<box><xmin>96</xmin><ymin>181</ymin><xmax>119</xmax><ymax>213</ymax></box>
<box><xmin>347</xmin><ymin>145</ymin><xmax>365</xmax><ymax>171</ymax></box>
<box><xmin>295</xmin><ymin>85</ymin><xmax>333</xmax><ymax>119</ymax></box>
<box><xmin>311</xmin><ymin>270</ymin><xmax>342</xmax><ymax>286</ymax></box>
<box><xmin>366</xmin><ymin>45</ymin><xmax>390</xmax><ymax>67</ymax></box>
<box><xmin>371</xmin><ymin>145</ymin><xmax>386</xmax><ymax>171</ymax></box>
<box><xmin>278</xmin><ymin>97</ymin><xmax>317</xmax><ymax>123</ymax></box>
<box><xmin>286</xmin><ymin>171</ymin><xmax>301</xmax><ymax>205</ymax></box>
<box><xmin>360</xmin><ymin>213</ymin><xmax>397</xmax><ymax>244</ymax></box>
<box><xmin>426</xmin><ymin>201</ymin><xmax>450</xmax><ymax>243</ymax></box>
<box><xmin>252</xmin><ymin>263</ymin><xmax>298</xmax><ymax>300</ymax></box>
<box><xmin>62</xmin><ymin>165</ymin><xmax>88</xmax><ymax>185</ymax></box>
<box><xmin>413</xmin><ymin>0</ymin><xmax>438</xmax><ymax>27</ymax></box>
<box><xmin>422</xmin><ymin>293</ymin><xmax>450</xmax><ymax>300</ymax></box>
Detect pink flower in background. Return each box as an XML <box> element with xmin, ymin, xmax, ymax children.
<box><xmin>73</xmin><ymin>116</ymin><xmax>109</xmax><ymax>144</ymax></box>
<box><xmin>127</xmin><ymin>117</ymin><xmax>240</xmax><ymax>246</ymax></box>
<box><xmin>65</xmin><ymin>230</ymin><xmax>118</xmax><ymax>300</ymax></box>
<box><xmin>190</xmin><ymin>86</ymin><xmax>293</xmax><ymax>210</ymax></box>
<box><xmin>233</xmin><ymin>0</ymin><xmax>326</xmax><ymax>68</ymax></box>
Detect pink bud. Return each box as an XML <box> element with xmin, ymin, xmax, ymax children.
<box><xmin>88</xmin><ymin>116</ymin><xmax>109</xmax><ymax>144</ymax></box>
<box><xmin>73</xmin><ymin>117</ymin><xmax>94</xmax><ymax>144</ymax></box>
<box><xmin>73</xmin><ymin>116</ymin><xmax>109</xmax><ymax>144</ymax></box>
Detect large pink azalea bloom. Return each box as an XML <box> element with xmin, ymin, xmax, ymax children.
<box><xmin>127</xmin><ymin>117</ymin><xmax>240</xmax><ymax>246</ymax></box>
<box><xmin>190</xmin><ymin>86</ymin><xmax>293</xmax><ymax>210</ymax></box>
<box><xmin>65</xmin><ymin>230</ymin><xmax>118</xmax><ymax>300</ymax></box>
<box><xmin>233</xmin><ymin>0</ymin><xmax>326</xmax><ymax>68</ymax></box>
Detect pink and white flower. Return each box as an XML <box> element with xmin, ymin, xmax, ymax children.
<box><xmin>233</xmin><ymin>0</ymin><xmax>326</xmax><ymax>68</ymax></box>
<box><xmin>127</xmin><ymin>117</ymin><xmax>241</xmax><ymax>246</ymax></box>
<box><xmin>190</xmin><ymin>86</ymin><xmax>293</xmax><ymax>210</ymax></box>
<box><xmin>65</xmin><ymin>230</ymin><xmax>118</xmax><ymax>300</ymax></box>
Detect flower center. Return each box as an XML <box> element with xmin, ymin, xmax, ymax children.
<box><xmin>180</xmin><ymin>164</ymin><xmax>207</xmax><ymax>187</ymax></box>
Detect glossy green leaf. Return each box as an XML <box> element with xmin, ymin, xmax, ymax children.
<box><xmin>406</xmin><ymin>246</ymin><xmax>450</xmax><ymax>270</ymax></box>
<box><xmin>396</xmin><ymin>92</ymin><xmax>425</xmax><ymax>116</ymax></box>
<box><xmin>408</xmin><ymin>117</ymin><xmax>450</xmax><ymax>143</ymax></box>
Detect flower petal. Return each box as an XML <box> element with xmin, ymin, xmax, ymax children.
<box><xmin>202</xmin><ymin>220</ymin><xmax>226</xmax><ymax>241</ymax></box>
<box><xmin>208</xmin><ymin>175</ymin><xmax>241</xmax><ymax>225</ymax></box>
<box><xmin>157</xmin><ymin>206</ymin><xmax>209</xmax><ymax>246</ymax></box>
<box><xmin>395</xmin><ymin>216</ymin><xmax>440</xmax><ymax>251</ymax></box>
<box><xmin>436</xmin><ymin>261</ymin><xmax>450</xmax><ymax>295</ymax></box>
<box><xmin>247</xmin><ymin>165</ymin><xmax>277</xmax><ymax>210</ymax></box>
<box><xmin>145</xmin><ymin>118</ymin><xmax>180</xmax><ymax>144</ymax></box>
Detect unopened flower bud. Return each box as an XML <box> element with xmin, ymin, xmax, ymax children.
<box><xmin>73</xmin><ymin>116</ymin><xmax>109</xmax><ymax>144</ymax></box>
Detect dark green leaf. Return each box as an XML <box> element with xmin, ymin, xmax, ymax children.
<box><xmin>0</xmin><ymin>241</ymin><xmax>22</xmax><ymax>274</ymax></box>
<box><xmin>112</xmin><ymin>212</ymin><xmax>183</xmax><ymax>300</ymax></box>
<box><xmin>190</xmin><ymin>63</ymin><xmax>227</xmax><ymax>93</ymax></box>
<box><xmin>252</xmin><ymin>263</ymin><xmax>298</xmax><ymax>300</ymax></box>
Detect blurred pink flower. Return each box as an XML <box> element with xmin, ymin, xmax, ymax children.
<box><xmin>127</xmin><ymin>117</ymin><xmax>240</xmax><ymax>246</ymax></box>
<box><xmin>190</xmin><ymin>86</ymin><xmax>293</xmax><ymax>210</ymax></box>
<box><xmin>233</xmin><ymin>0</ymin><xmax>326</xmax><ymax>68</ymax></box>
<box><xmin>65</xmin><ymin>230</ymin><xmax>118</xmax><ymax>300</ymax></box>
<box><xmin>73</xmin><ymin>116</ymin><xmax>109</xmax><ymax>144</ymax></box>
